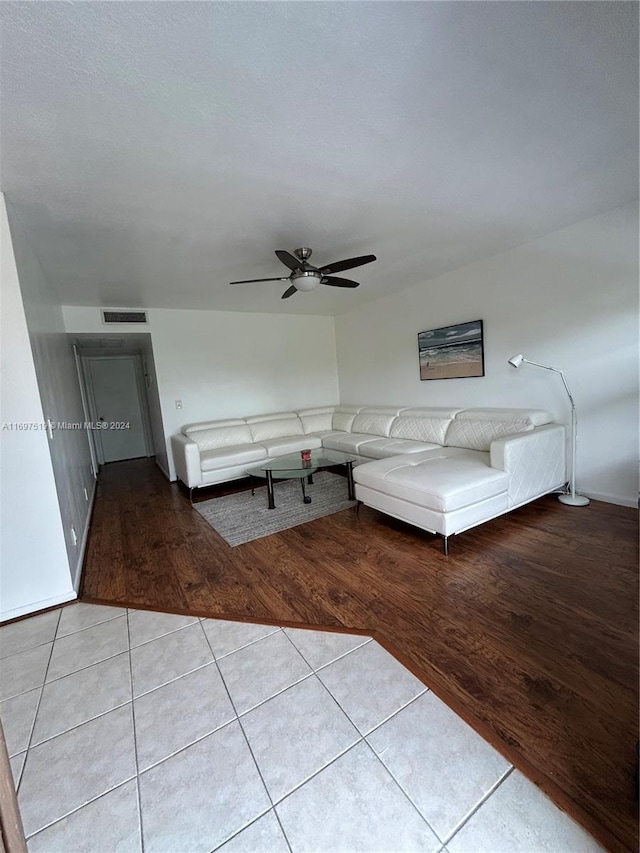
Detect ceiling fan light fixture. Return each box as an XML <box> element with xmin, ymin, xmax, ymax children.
<box><xmin>291</xmin><ymin>271</ymin><xmax>322</xmax><ymax>292</ymax></box>
<box><xmin>229</xmin><ymin>247</ymin><xmax>376</xmax><ymax>297</ymax></box>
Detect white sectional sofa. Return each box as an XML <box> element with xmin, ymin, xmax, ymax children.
<box><xmin>171</xmin><ymin>404</ymin><xmax>565</xmax><ymax>553</ymax></box>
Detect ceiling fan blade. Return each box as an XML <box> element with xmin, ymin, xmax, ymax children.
<box><xmin>275</xmin><ymin>250</ymin><xmax>303</xmax><ymax>271</ymax></box>
<box><xmin>281</xmin><ymin>285</ymin><xmax>298</xmax><ymax>299</ymax></box>
<box><xmin>318</xmin><ymin>254</ymin><xmax>376</xmax><ymax>275</ymax></box>
<box><xmin>229</xmin><ymin>277</ymin><xmax>290</xmax><ymax>284</ymax></box>
<box><xmin>322</xmin><ymin>276</ymin><xmax>360</xmax><ymax>288</ymax></box>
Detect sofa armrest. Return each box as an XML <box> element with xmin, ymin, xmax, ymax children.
<box><xmin>490</xmin><ymin>424</ymin><xmax>566</xmax><ymax>506</ymax></box>
<box><xmin>171</xmin><ymin>433</ymin><xmax>202</xmax><ymax>488</ymax></box>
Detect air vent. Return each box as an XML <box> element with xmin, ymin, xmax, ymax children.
<box><xmin>101</xmin><ymin>310</ymin><xmax>148</xmax><ymax>325</ymax></box>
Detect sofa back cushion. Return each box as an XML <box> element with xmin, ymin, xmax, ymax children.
<box><xmin>445</xmin><ymin>418</ymin><xmax>533</xmax><ymax>451</ymax></box>
<box><xmin>390</xmin><ymin>408</ymin><xmax>460</xmax><ymax>445</ymax></box>
<box><xmin>185</xmin><ymin>423</ymin><xmax>254</xmax><ymax>452</ymax></box>
<box><xmin>183</xmin><ymin>418</ymin><xmax>245</xmax><ymax>435</ymax></box>
<box><xmin>445</xmin><ymin>408</ymin><xmax>552</xmax><ymax>451</ymax></box>
<box><xmin>297</xmin><ymin>407</ymin><xmax>335</xmax><ymax>434</ymax></box>
<box><xmin>456</xmin><ymin>408</ymin><xmax>552</xmax><ymax>427</ymax></box>
<box><xmin>247</xmin><ymin>416</ymin><xmax>304</xmax><ymax>442</ymax></box>
<box><xmin>332</xmin><ymin>405</ymin><xmax>363</xmax><ymax>433</ymax></box>
<box><xmin>351</xmin><ymin>411</ymin><xmax>397</xmax><ymax>437</ymax></box>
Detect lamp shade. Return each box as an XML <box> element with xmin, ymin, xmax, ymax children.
<box><xmin>508</xmin><ymin>353</ymin><xmax>524</xmax><ymax>368</ymax></box>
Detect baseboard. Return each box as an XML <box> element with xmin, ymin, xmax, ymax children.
<box><xmin>72</xmin><ymin>478</ymin><xmax>97</xmax><ymax>591</ymax></box>
<box><xmin>585</xmin><ymin>491</ymin><xmax>637</xmax><ymax>508</ymax></box>
<box><xmin>0</xmin><ymin>590</ymin><xmax>77</xmax><ymax>624</ymax></box>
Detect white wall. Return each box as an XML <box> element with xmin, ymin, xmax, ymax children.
<box><xmin>63</xmin><ymin>307</ymin><xmax>340</xmax><ymax>480</ymax></box>
<box><xmin>6</xmin><ymin>201</ymin><xmax>96</xmax><ymax>591</ymax></box>
<box><xmin>335</xmin><ymin>203</ymin><xmax>639</xmax><ymax>506</ymax></box>
<box><xmin>140</xmin><ymin>338</ymin><xmax>169</xmax><ymax>477</ymax></box>
<box><xmin>0</xmin><ymin>194</ymin><xmax>76</xmax><ymax>619</ymax></box>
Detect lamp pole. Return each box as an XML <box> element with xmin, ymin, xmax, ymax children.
<box><xmin>508</xmin><ymin>355</ymin><xmax>590</xmax><ymax>507</ymax></box>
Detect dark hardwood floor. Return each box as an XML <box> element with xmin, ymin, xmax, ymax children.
<box><xmin>81</xmin><ymin>458</ymin><xmax>639</xmax><ymax>852</ymax></box>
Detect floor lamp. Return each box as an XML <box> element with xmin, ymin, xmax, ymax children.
<box><xmin>508</xmin><ymin>354</ymin><xmax>590</xmax><ymax>507</ymax></box>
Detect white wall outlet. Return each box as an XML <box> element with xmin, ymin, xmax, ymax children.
<box><xmin>175</xmin><ymin>400</ymin><xmax>182</xmax><ymax>409</ymax></box>
<box><xmin>83</xmin><ymin>487</ymin><xmax>89</xmax><ymax>501</ymax></box>
<box><xmin>71</xmin><ymin>526</ymin><xmax>78</xmax><ymax>546</ymax></box>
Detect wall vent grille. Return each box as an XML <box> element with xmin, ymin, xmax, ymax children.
<box><xmin>101</xmin><ymin>310</ymin><xmax>148</xmax><ymax>325</ymax></box>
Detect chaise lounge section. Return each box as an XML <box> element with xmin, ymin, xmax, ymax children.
<box><xmin>171</xmin><ymin>404</ymin><xmax>565</xmax><ymax>552</ymax></box>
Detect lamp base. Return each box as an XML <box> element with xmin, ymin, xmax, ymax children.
<box><xmin>558</xmin><ymin>493</ymin><xmax>590</xmax><ymax>507</ymax></box>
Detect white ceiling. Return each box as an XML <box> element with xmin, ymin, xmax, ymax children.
<box><xmin>1</xmin><ymin>2</ymin><xmax>637</xmax><ymax>316</ymax></box>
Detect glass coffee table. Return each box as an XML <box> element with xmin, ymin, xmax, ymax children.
<box><xmin>247</xmin><ymin>449</ymin><xmax>357</xmax><ymax>510</ymax></box>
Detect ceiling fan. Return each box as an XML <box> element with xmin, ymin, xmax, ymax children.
<box><xmin>229</xmin><ymin>248</ymin><xmax>377</xmax><ymax>299</ymax></box>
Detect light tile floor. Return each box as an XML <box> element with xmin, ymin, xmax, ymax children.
<box><xmin>0</xmin><ymin>603</ymin><xmax>604</xmax><ymax>853</ymax></box>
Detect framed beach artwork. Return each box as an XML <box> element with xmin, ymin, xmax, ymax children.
<box><xmin>418</xmin><ymin>320</ymin><xmax>485</xmax><ymax>381</ymax></box>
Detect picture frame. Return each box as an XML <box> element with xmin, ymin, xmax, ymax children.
<box><xmin>417</xmin><ymin>320</ymin><xmax>485</xmax><ymax>381</ymax></box>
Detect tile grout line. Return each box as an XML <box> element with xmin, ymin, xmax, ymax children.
<box><xmin>206</xmin><ymin>809</ymin><xmax>279</xmax><ymax>853</ymax></box>
<box><xmin>55</xmin><ymin>610</ymin><xmax>126</xmax><ymax>641</ymax></box>
<box><xmin>137</xmin><ymin>715</ymin><xmax>238</xmax><ymax>775</ymax></box>
<box><xmin>128</xmin><ymin>616</ymin><xmax>201</xmax><ymax>650</ymax></box>
<box><xmin>360</xmin><ymin>735</ymin><xmax>443</xmax><ymax>847</ymax></box>
<box><xmin>362</xmin><ymin>686</ymin><xmax>430</xmax><ymax>740</ymax></box>
<box><xmin>41</xmin><ymin>620</ymin><xmax>130</xmax><ymax>688</ymax></box>
<box><xmin>28</xmin><ymin>697</ymin><xmax>132</xmax><ymax>751</ymax></box>
<box><xmin>212</xmin><ymin>635</ymin><xmax>405</xmax><ymax>814</ymax></box>
<box><xmin>440</xmin><ymin>764</ymin><xmax>515</xmax><ymax>848</ymax></box>
<box><xmin>16</xmin><ymin>608</ymin><xmax>63</xmax><ymax>793</ymax></box>
<box><xmin>198</xmin><ymin>621</ymin><xmax>291</xmax><ymax>853</ymax></box>
<box><xmin>277</xmin><ymin>630</ymin><xmax>442</xmax><ymax>820</ymax></box>
<box><xmin>126</xmin><ymin>609</ymin><xmax>146</xmax><ymax>853</ymax></box>
<box><xmin>20</xmin><ymin>607</ymin><xmax>141</xmax><ymax>839</ymax></box>
<box><xmin>234</xmin><ymin>671</ymin><xmax>316</xmax><ymax>718</ymax></box>
<box><xmin>12</xmin><ymin>621</ymin><xmax>369</xmax><ymax>758</ymax></box>
<box><xmin>0</xmin><ymin>606</ymin><xmax>119</xmax><ymax>662</ymax></box>
<box><xmin>269</xmin><ymin>734</ymin><xmax>365</xmax><ymax>810</ymax></box>
<box><xmin>205</xmin><ymin>626</ymin><xmax>283</xmax><ymax>662</ymax></box>
<box><xmin>24</xmin><ymin>777</ymin><xmax>137</xmax><ymax>842</ymax></box>
<box><xmin>132</xmin><ymin>660</ymin><xmax>219</xmax><ymax>701</ymax></box>
<box><xmin>280</xmin><ymin>627</ymin><xmax>373</xmax><ymax>673</ymax></box>
<box><xmin>314</xmin><ymin>661</ymin><xmax>429</xmax><ymax>742</ymax></box>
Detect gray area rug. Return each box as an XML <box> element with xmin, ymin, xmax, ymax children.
<box><xmin>194</xmin><ymin>471</ymin><xmax>355</xmax><ymax>546</ymax></box>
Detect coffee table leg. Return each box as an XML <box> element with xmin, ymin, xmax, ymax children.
<box><xmin>346</xmin><ymin>461</ymin><xmax>355</xmax><ymax>501</ymax></box>
<box><xmin>266</xmin><ymin>470</ymin><xmax>275</xmax><ymax>510</ymax></box>
<box><xmin>300</xmin><ymin>478</ymin><xmax>312</xmax><ymax>504</ymax></box>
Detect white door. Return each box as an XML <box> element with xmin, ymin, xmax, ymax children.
<box><xmin>86</xmin><ymin>357</ymin><xmax>149</xmax><ymax>463</ymax></box>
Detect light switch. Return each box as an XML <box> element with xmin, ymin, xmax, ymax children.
<box><xmin>175</xmin><ymin>400</ymin><xmax>182</xmax><ymax>410</ymax></box>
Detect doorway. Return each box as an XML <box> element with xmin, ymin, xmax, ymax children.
<box><xmin>83</xmin><ymin>355</ymin><xmax>153</xmax><ymax>464</ymax></box>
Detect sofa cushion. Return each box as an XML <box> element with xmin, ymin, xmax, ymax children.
<box><xmin>297</xmin><ymin>408</ymin><xmax>335</xmax><ymax>434</ymax></box>
<box><xmin>322</xmin><ymin>433</ymin><xmax>380</xmax><ymax>455</ymax></box>
<box><xmin>306</xmin><ymin>430</ymin><xmax>345</xmax><ymax>441</ymax></box>
<box><xmin>350</xmin><ymin>411</ymin><xmax>397</xmax><ymax>438</ymax></box>
<box><xmin>390</xmin><ymin>415</ymin><xmax>453</xmax><ymax>446</ymax></box>
<box><xmin>259</xmin><ymin>435</ymin><xmax>322</xmax><ymax>457</ymax></box>
<box><xmin>353</xmin><ymin>449</ymin><xmax>508</xmax><ymax>513</ymax></box>
<box><xmin>445</xmin><ymin>419</ymin><xmax>532</xmax><ymax>452</ymax></box>
<box><xmin>200</xmin><ymin>444</ymin><xmax>267</xmax><ymax>472</ymax></box>
<box><xmin>248</xmin><ymin>417</ymin><xmax>304</xmax><ymax>442</ymax></box>
<box><xmin>456</xmin><ymin>408</ymin><xmax>552</xmax><ymax>427</ymax></box>
<box><xmin>358</xmin><ymin>438</ymin><xmax>441</xmax><ymax>459</ymax></box>
<box><xmin>331</xmin><ymin>405</ymin><xmax>363</xmax><ymax>433</ymax></box>
<box><xmin>185</xmin><ymin>423</ymin><xmax>254</xmax><ymax>452</ymax></box>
